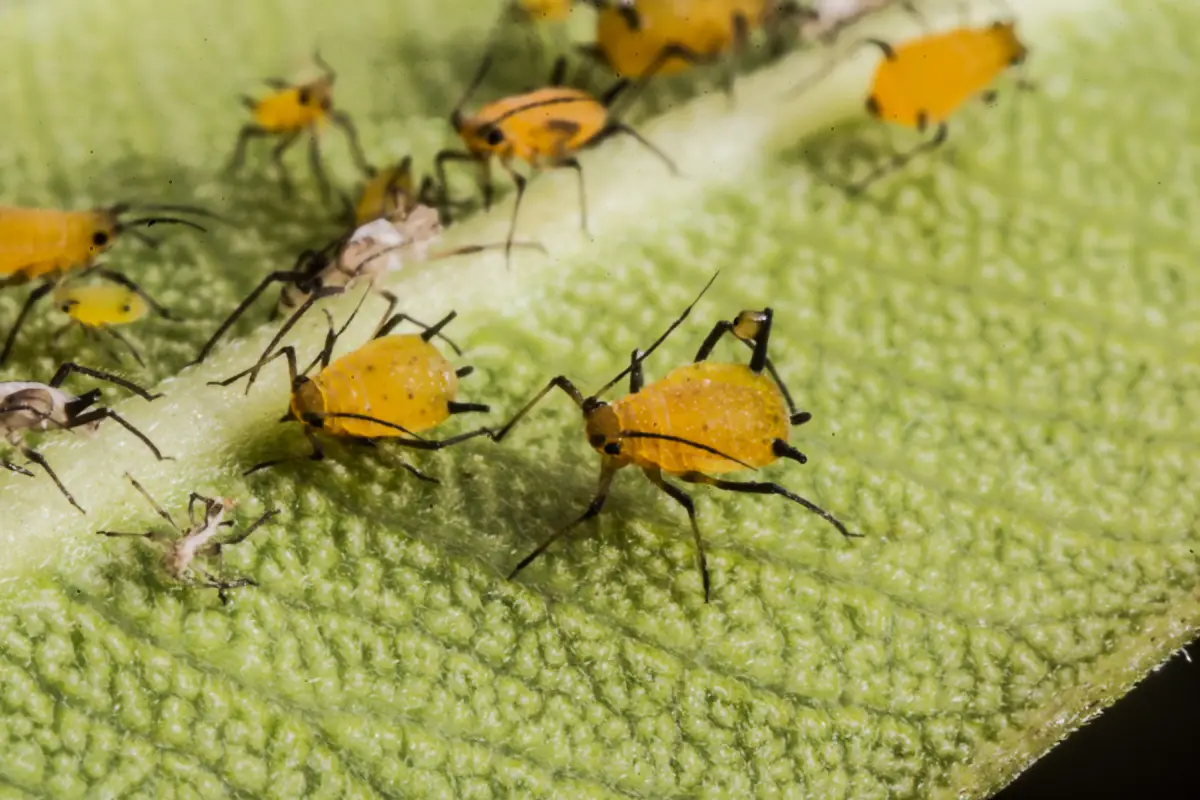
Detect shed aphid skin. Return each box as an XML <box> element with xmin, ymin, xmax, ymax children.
<box><xmin>0</xmin><ymin>363</ymin><xmax>169</xmax><ymax>513</ymax></box>
<box><xmin>51</xmin><ymin>282</ymin><xmax>151</xmax><ymax>367</ymax></box>
<box><xmin>490</xmin><ymin>272</ymin><xmax>860</xmax><ymax>602</ymax></box>
<box><xmin>582</xmin><ymin>0</ymin><xmax>809</xmax><ymax>91</ymax></box>
<box><xmin>434</xmin><ymin>52</ymin><xmax>678</xmax><ymax>267</ymax></box>
<box><xmin>226</xmin><ymin>51</ymin><xmax>371</xmax><ymax>201</ymax></box>
<box><xmin>190</xmin><ymin>171</ymin><xmax>544</xmax><ymax>371</ymax></box>
<box><xmin>97</xmin><ymin>473</ymin><xmax>280</xmax><ymax>604</ymax></box>
<box><xmin>209</xmin><ymin>307</ymin><xmax>493</xmax><ymax>480</ymax></box>
<box><xmin>0</xmin><ymin>202</ymin><xmax>217</xmax><ymax>365</ymax></box>
<box><xmin>350</xmin><ymin>155</ymin><xmax>442</xmax><ymax>227</ymax></box>
<box><xmin>787</xmin><ymin>4</ymin><xmax>1029</xmax><ymax>193</ymax></box>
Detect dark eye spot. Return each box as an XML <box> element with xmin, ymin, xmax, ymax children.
<box><xmin>298</xmin><ymin>88</ymin><xmax>311</xmax><ymax>105</ymax></box>
<box><xmin>121</xmin><ymin>304</ymin><xmax>132</xmax><ymax>313</ymax></box>
<box><xmin>92</xmin><ymin>231</ymin><xmax>109</xmax><ymax>246</ymax></box>
<box><xmin>484</xmin><ymin>127</ymin><xmax>504</xmax><ymax>146</ymax></box>
<box><xmin>589</xmin><ymin>433</ymin><xmax>606</xmax><ymax>447</ymax></box>
<box><xmin>603</xmin><ymin>442</ymin><xmax>621</xmax><ymax>455</ymax></box>
<box><xmin>60</xmin><ymin>304</ymin><xmax>71</xmax><ymax>313</ymax></box>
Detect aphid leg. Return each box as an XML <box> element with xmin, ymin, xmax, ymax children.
<box><xmin>509</xmin><ymin>463</ymin><xmax>618</xmax><ymax>581</ymax></box>
<box><xmin>360</xmin><ymin>439</ymin><xmax>440</xmax><ymax>484</ymax></box>
<box><xmin>313</xmin><ymin>414</ymin><xmax>491</xmax><ymax>450</ymax></box>
<box><xmin>680</xmin><ymin>471</ymin><xmax>861</xmax><ymax>538</ymax></box>
<box><xmin>226</xmin><ymin>125</ymin><xmax>271</xmax><ymax>177</ymax></box>
<box><xmin>783</xmin><ymin>37</ymin><xmax>895</xmax><ymax>102</ymax></box>
<box><xmin>195</xmin><ymin>567</ymin><xmax>257</xmax><ymax>606</ymax></box>
<box><xmin>557</xmin><ymin>156</ymin><xmax>589</xmax><ymax>237</ymax></box>
<box><xmin>96</xmin><ymin>528</ymin><xmax>161</xmax><ymax>539</ymax></box>
<box><xmin>719</xmin><ymin>13</ymin><xmax>752</xmax><ymax>101</ymax></box>
<box><xmin>845</xmin><ymin>121</ymin><xmax>949</xmax><ymax>195</ymax></box>
<box><xmin>189</xmin><ymin>258</ymin><xmax>321</xmax><ymax>365</ymax></box>
<box><xmin>263</xmin><ymin>77</ymin><xmax>290</xmax><ymax>90</ymax></box>
<box><xmin>548</xmin><ymin>55</ymin><xmax>569</xmax><ymax>86</ymax></box>
<box><xmin>270</xmin><ymin>131</ymin><xmax>303</xmax><ymax>197</ymax></box>
<box><xmin>447</xmin><ymin>401</ymin><xmax>490</xmax><ymax>415</ymax></box>
<box><xmin>643</xmin><ymin>468</ymin><xmax>711</xmax><ymax>602</ymax></box>
<box><xmin>245</xmin><ymin>428</ymin><xmax>324</xmax><ymax>476</ymax></box>
<box><xmin>246</xmin><ymin>285</ymin><xmax>346</xmax><ymax>390</ymax></box>
<box><xmin>217</xmin><ymin>508</ymin><xmax>280</xmax><ymax>547</ymax></box>
<box><xmin>2</xmin><ymin>460</ymin><xmax>34</xmax><ymax>477</ymax></box>
<box><xmin>588</xmin><ymin>122</ymin><xmax>678</xmax><ymax>176</ymax></box>
<box><xmin>66</xmin><ymin>407</ymin><xmax>172</xmax><ymax>461</ymax></box>
<box><xmin>103</xmin><ymin>327</ymin><xmax>147</xmax><ymax>369</ymax></box>
<box><xmin>490</xmin><ymin>376</ymin><xmax>587</xmax><ymax>442</ymax></box>
<box><xmin>372</xmin><ymin>310</ymin><xmax>464</xmax><ymax>355</ymax></box>
<box><xmin>433</xmin><ymin>150</ymin><xmax>484</xmax><ymax>223</ymax></box>
<box><xmin>20</xmin><ymin>447</ymin><xmax>84</xmax><ymax>513</ymax></box>
<box><xmin>122</xmin><ymin>472</ymin><xmax>181</xmax><ymax>530</ymax></box>
<box><xmin>210</xmin><ymin>344</ymin><xmax>300</xmax><ymax>389</ymax></box>
<box><xmin>0</xmin><ymin>280</ymin><xmax>54</xmax><ymax>365</ymax></box>
<box><xmin>500</xmin><ymin>163</ymin><xmax>529</xmax><ymax>269</ymax></box>
<box><xmin>307</xmin><ymin>132</ymin><xmax>332</xmax><ymax>202</ymax></box>
<box><xmin>330</xmin><ymin>109</ymin><xmax>373</xmax><ymax>177</ymax></box>
<box><xmin>187</xmin><ymin>492</ymin><xmax>214</xmax><ymax>528</ymax></box>
<box><xmin>49</xmin><ymin>362</ymin><xmax>163</xmax><ymax>400</ymax></box>
<box><xmin>93</xmin><ymin>268</ymin><xmax>178</xmax><ymax>321</ymax></box>
<box><xmin>692</xmin><ymin>313</ymin><xmax>796</xmax><ymax>412</ymax></box>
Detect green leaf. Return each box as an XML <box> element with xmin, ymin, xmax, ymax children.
<box><xmin>1</xmin><ymin>0</ymin><xmax>1197</xmax><ymax>798</ymax></box>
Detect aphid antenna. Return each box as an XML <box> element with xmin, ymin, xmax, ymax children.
<box><xmin>451</xmin><ymin>53</ymin><xmax>496</xmax><ymax>130</ymax></box>
<box><xmin>589</xmin><ymin>270</ymin><xmax>720</xmax><ymax>401</ymax></box>
<box><xmin>313</xmin><ymin>49</ymin><xmax>337</xmax><ymax>83</ymax></box>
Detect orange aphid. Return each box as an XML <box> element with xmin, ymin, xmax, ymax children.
<box><xmin>490</xmin><ymin>272</ymin><xmax>860</xmax><ymax>602</ymax></box>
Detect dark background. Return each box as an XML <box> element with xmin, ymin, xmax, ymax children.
<box><xmin>995</xmin><ymin>637</ymin><xmax>1198</xmax><ymax>799</ymax></box>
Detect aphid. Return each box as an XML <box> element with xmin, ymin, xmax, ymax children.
<box><xmin>0</xmin><ymin>203</ymin><xmax>215</xmax><ymax>365</ymax></box>
<box><xmin>434</xmin><ymin>53</ymin><xmax>677</xmax><ymax>265</ymax></box>
<box><xmin>191</xmin><ymin>169</ymin><xmax>543</xmax><ymax>372</ymax></box>
<box><xmin>584</xmin><ymin>0</ymin><xmax>803</xmax><ymax>87</ymax></box>
<box><xmin>98</xmin><ymin>473</ymin><xmax>279</xmax><ymax>604</ymax></box>
<box><xmin>226</xmin><ymin>52</ymin><xmax>371</xmax><ymax>200</ymax></box>
<box><xmin>350</xmin><ymin>155</ymin><xmax>441</xmax><ymax>227</ymax></box>
<box><xmin>51</xmin><ymin>281</ymin><xmax>151</xmax><ymax>367</ymax></box>
<box><xmin>490</xmin><ymin>0</ymin><xmax>578</xmax><ymax>72</ymax></box>
<box><xmin>209</xmin><ymin>308</ymin><xmax>493</xmax><ymax>479</ymax></box>
<box><xmin>788</xmin><ymin>10</ymin><xmax>1029</xmax><ymax>193</ymax></box>
<box><xmin>0</xmin><ymin>363</ymin><xmax>169</xmax><ymax>513</ymax></box>
<box><xmin>490</xmin><ymin>272</ymin><xmax>860</xmax><ymax>602</ymax></box>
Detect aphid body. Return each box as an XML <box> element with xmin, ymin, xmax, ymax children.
<box><xmin>227</xmin><ymin>53</ymin><xmax>371</xmax><ymax>199</ymax></box>
<box><xmin>436</xmin><ymin>55</ymin><xmax>675</xmax><ymax>264</ymax></box>
<box><xmin>99</xmin><ymin>474</ymin><xmax>279</xmax><ymax>603</ymax></box>
<box><xmin>0</xmin><ymin>203</ymin><xmax>210</xmax><ymax>364</ymax></box>
<box><xmin>54</xmin><ymin>283</ymin><xmax>149</xmax><ymax>328</ymax></box>
<box><xmin>211</xmin><ymin>309</ymin><xmax>492</xmax><ymax>478</ymax></box>
<box><xmin>0</xmin><ymin>363</ymin><xmax>168</xmax><ymax>512</ymax></box>
<box><xmin>492</xmin><ymin>275</ymin><xmax>859</xmax><ymax>601</ymax></box>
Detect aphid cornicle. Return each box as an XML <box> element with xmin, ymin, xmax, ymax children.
<box><xmin>434</xmin><ymin>53</ymin><xmax>677</xmax><ymax>266</ymax></box>
<box><xmin>583</xmin><ymin>0</ymin><xmax>804</xmax><ymax>89</ymax></box>
<box><xmin>52</xmin><ymin>282</ymin><xmax>151</xmax><ymax>367</ymax></box>
<box><xmin>0</xmin><ymin>203</ymin><xmax>215</xmax><ymax>365</ymax></box>
<box><xmin>788</xmin><ymin>10</ymin><xmax>1029</xmax><ymax>193</ymax></box>
<box><xmin>227</xmin><ymin>52</ymin><xmax>371</xmax><ymax>200</ymax></box>
<box><xmin>98</xmin><ymin>473</ymin><xmax>279</xmax><ymax>604</ymax></box>
<box><xmin>191</xmin><ymin>157</ymin><xmax>543</xmax><ymax>372</ymax></box>
<box><xmin>0</xmin><ymin>363</ymin><xmax>169</xmax><ymax>513</ymax></box>
<box><xmin>490</xmin><ymin>272</ymin><xmax>860</xmax><ymax>602</ymax></box>
<box><xmin>209</xmin><ymin>307</ymin><xmax>493</xmax><ymax>479</ymax></box>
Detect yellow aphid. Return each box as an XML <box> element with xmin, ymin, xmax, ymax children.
<box><xmin>210</xmin><ymin>308</ymin><xmax>492</xmax><ymax>480</ymax></box>
<box><xmin>490</xmin><ymin>272</ymin><xmax>859</xmax><ymax>601</ymax></box>
<box><xmin>55</xmin><ymin>283</ymin><xmax>149</xmax><ymax>327</ymax></box>
<box><xmin>0</xmin><ymin>203</ymin><xmax>213</xmax><ymax>365</ymax></box>
<box><xmin>227</xmin><ymin>52</ymin><xmax>371</xmax><ymax>200</ymax></box>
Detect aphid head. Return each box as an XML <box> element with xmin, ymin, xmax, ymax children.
<box><xmin>992</xmin><ymin>20</ymin><xmax>1028</xmax><ymax>66</ymax></box>
<box><xmin>583</xmin><ymin>399</ymin><xmax>624</xmax><ymax>458</ymax></box>
<box><xmin>731</xmin><ymin>309</ymin><xmax>770</xmax><ymax>343</ymax></box>
<box><xmin>298</xmin><ymin>78</ymin><xmax>335</xmax><ymax>111</ymax></box>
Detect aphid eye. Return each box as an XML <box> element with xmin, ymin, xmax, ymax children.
<box><xmin>589</xmin><ymin>433</ymin><xmax>606</xmax><ymax>447</ymax></box>
<box><xmin>121</xmin><ymin>304</ymin><xmax>132</xmax><ymax>313</ymax></box>
<box><xmin>484</xmin><ymin>127</ymin><xmax>505</xmax><ymax>146</ymax></box>
<box><xmin>60</xmin><ymin>304</ymin><xmax>71</xmax><ymax>312</ymax></box>
<box><xmin>298</xmin><ymin>88</ymin><xmax>311</xmax><ymax>105</ymax></box>
<box><xmin>603</xmin><ymin>442</ymin><xmax>622</xmax><ymax>455</ymax></box>
<box><xmin>92</xmin><ymin>231</ymin><xmax>110</xmax><ymax>246</ymax></box>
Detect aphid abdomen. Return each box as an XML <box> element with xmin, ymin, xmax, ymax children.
<box><xmin>253</xmin><ymin>89</ymin><xmax>323</xmax><ymax>133</ymax></box>
<box><xmin>616</xmin><ymin>362</ymin><xmax>788</xmax><ymax>474</ymax></box>
<box><xmin>0</xmin><ymin>208</ymin><xmax>96</xmax><ymax>280</ymax></box>
<box><xmin>315</xmin><ymin>335</ymin><xmax>459</xmax><ymax>439</ymax></box>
